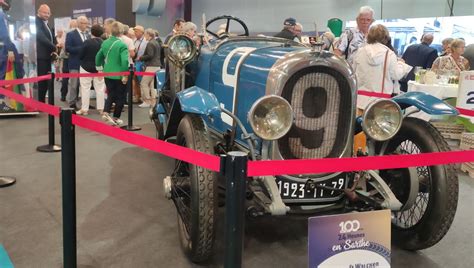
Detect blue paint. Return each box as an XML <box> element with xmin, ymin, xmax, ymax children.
<box><xmin>156</xmin><ymin>70</ymin><xmax>166</xmax><ymax>91</ymax></box>
<box><xmin>393</xmin><ymin>92</ymin><xmax>458</xmax><ymax>115</ymax></box>
<box><xmin>176</xmin><ymin>86</ymin><xmax>221</xmax><ymax>116</ymax></box>
<box><xmin>0</xmin><ymin>244</ymin><xmax>14</xmax><ymax>268</ymax></box>
<box><xmin>192</xmin><ymin>40</ymin><xmax>302</xmax><ymax>148</ymax></box>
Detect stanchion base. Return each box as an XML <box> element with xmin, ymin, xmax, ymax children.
<box><xmin>0</xmin><ymin>176</ymin><xmax>16</xmax><ymax>188</ymax></box>
<box><xmin>36</xmin><ymin>144</ymin><xmax>62</xmax><ymax>152</ymax></box>
<box><xmin>120</xmin><ymin>125</ymin><xmax>142</xmax><ymax>131</ymax></box>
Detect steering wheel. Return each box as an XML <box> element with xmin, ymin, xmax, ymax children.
<box><xmin>205</xmin><ymin>15</ymin><xmax>249</xmax><ymax>39</ymax></box>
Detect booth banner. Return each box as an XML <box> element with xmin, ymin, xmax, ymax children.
<box><xmin>458</xmin><ymin>71</ymin><xmax>474</xmax><ymax>123</ymax></box>
<box><xmin>308</xmin><ymin>210</ymin><xmax>391</xmax><ymax>268</ymax></box>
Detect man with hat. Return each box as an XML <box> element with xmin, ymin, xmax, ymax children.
<box><xmin>274</xmin><ymin>17</ymin><xmax>301</xmax><ymax>41</ymax></box>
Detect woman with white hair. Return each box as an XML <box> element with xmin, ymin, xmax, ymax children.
<box><xmin>95</xmin><ymin>21</ymin><xmax>130</xmax><ymax>126</ymax></box>
<box><xmin>182</xmin><ymin>22</ymin><xmax>197</xmax><ymax>39</ymax></box>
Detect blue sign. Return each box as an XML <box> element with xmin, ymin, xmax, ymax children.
<box><xmin>308</xmin><ymin>210</ymin><xmax>391</xmax><ymax>268</ymax></box>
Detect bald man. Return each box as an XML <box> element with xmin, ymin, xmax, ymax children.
<box><xmin>400</xmin><ymin>33</ymin><xmax>438</xmax><ymax>91</ymax></box>
<box><xmin>35</xmin><ymin>4</ymin><xmax>57</xmax><ymax>102</ymax></box>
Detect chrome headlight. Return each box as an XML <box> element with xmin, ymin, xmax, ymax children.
<box><xmin>248</xmin><ymin>95</ymin><xmax>293</xmax><ymax>140</ymax></box>
<box><xmin>362</xmin><ymin>99</ymin><xmax>403</xmax><ymax>141</ymax></box>
<box><xmin>167</xmin><ymin>35</ymin><xmax>197</xmax><ymax>67</ymax></box>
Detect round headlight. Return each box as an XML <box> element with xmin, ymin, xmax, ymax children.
<box><xmin>248</xmin><ymin>95</ymin><xmax>293</xmax><ymax>140</ymax></box>
<box><xmin>362</xmin><ymin>99</ymin><xmax>403</xmax><ymax>141</ymax></box>
<box><xmin>167</xmin><ymin>35</ymin><xmax>197</xmax><ymax>67</ymax></box>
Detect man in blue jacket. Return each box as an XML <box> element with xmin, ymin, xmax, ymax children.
<box><xmin>65</xmin><ymin>15</ymin><xmax>89</xmax><ymax>109</ymax></box>
<box><xmin>400</xmin><ymin>33</ymin><xmax>438</xmax><ymax>92</ymax></box>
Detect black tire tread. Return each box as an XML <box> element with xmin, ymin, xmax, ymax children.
<box><xmin>177</xmin><ymin>115</ymin><xmax>216</xmax><ymax>262</ymax></box>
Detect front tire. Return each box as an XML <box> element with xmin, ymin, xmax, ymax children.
<box><xmin>379</xmin><ymin>117</ymin><xmax>458</xmax><ymax>250</ymax></box>
<box><xmin>172</xmin><ymin>114</ymin><xmax>217</xmax><ymax>262</ymax></box>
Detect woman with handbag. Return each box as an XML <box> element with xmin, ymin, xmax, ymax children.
<box><xmin>353</xmin><ymin>24</ymin><xmax>411</xmax><ymax>111</ymax></box>
<box><xmin>352</xmin><ymin>24</ymin><xmax>411</xmax><ymax>153</ymax></box>
<box><xmin>95</xmin><ymin>21</ymin><xmax>129</xmax><ymax>126</ymax></box>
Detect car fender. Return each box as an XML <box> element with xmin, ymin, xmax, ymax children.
<box><xmin>156</xmin><ymin>70</ymin><xmax>166</xmax><ymax>91</ymax></box>
<box><xmin>176</xmin><ymin>86</ymin><xmax>222</xmax><ymax>116</ymax></box>
<box><xmin>164</xmin><ymin>86</ymin><xmax>222</xmax><ymax>137</ymax></box>
<box><xmin>392</xmin><ymin>92</ymin><xmax>458</xmax><ymax>115</ymax></box>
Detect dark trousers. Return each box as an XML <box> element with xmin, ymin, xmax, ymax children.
<box><xmin>61</xmin><ymin>58</ymin><xmax>69</xmax><ymax>99</ymax></box>
<box><xmin>37</xmin><ymin>59</ymin><xmax>52</xmax><ymax>103</ymax></box>
<box><xmin>104</xmin><ymin>78</ymin><xmax>127</xmax><ymax>118</ymax></box>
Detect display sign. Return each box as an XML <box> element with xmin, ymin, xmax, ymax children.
<box><xmin>308</xmin><ymin>210</ymin><xmax>391</xmax><ymax>268</ymax></box>
<box><xmin>457</xmin><ymin>71</ymin><xmax>474</xmax><ymax>123</ymax></box>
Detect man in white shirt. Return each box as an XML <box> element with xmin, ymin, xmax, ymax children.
<box><xmin>334</xmin><ymin>6</ymin><xmax>375</xmax><ymax>67</ymax></box>
<box><xmin>120</xmin><ymin>24</ymin><xmax>136</xmax><ymax>66</ymax></box>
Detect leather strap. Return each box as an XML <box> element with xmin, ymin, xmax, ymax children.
<box><xmin>381</xmin><ymin>49</ymin><xmax>389</xmax><ymax>94</ymax></box>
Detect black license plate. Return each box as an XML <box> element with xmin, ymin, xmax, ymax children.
<box><xmin>276</xmin><ymin>176</ymin><xmax>346</xmax><ymax>200</ymax></box>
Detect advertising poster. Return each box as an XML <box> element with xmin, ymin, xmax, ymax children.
<box><xmin>72</xmin><ymin>0</ymin><xmax>116</xmax><ymax>25</ymax></box>
<box><xmin>308</xmin><ymin>210</ymin><xmax>391</xmax><ymax>268</ymax></box>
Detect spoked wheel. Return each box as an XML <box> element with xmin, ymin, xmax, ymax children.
<box><xmin>378</xmin><ymin>117</ymin><xmax>458</xmax><ymax>250</ymax></box>
<box><xmin>171</xmin><ymin>114</ymin><xmax>217</xmax><ymax>262</ymax></box>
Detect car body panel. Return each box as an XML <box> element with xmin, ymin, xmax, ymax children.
<box><xmin>393</xmin><ymin>91</ymin><xmax>459</xmax><ymax>115</ymax></box>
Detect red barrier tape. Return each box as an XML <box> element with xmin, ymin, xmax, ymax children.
<box><xmin>2</xmin><ymin>81</ymin><xmax>474</xmax><ymax>176</ymax></box>
<box><xmin>247</xmin><ymin>150</ymin><xmax>474</xmax><ymax>176</ymax></box>
<box><xmin>457</xmin><ymin>107</ymin><xmax>474</xmax><ymax>117</ymax></box>
<box><xmin>135</xmin><ymin>72</ymin><xmax>157</xmax><ymax>77</ymax></box>
<box><xmin>0</xmin><ymin>88</ymin><xmax>60</xmax><ymax>116</ymax></box>
<box><xmin>71</xmin><ymin>115</ymin><xmax>221</xmax><ymax>172</ymax></box>
<box><xmin>358</xmin><ymin>90</ymin><xmax>392</xmax><ymax>99</ymax></box>
<box><xmin>55</xmin><ymin>72</ymin><xmax>130</xmax><ymax>79</ymax></box>
<box><xmin>0</xmin><ymin>74</ymin><xmax>52</xmax><ymax>87</ymax></box>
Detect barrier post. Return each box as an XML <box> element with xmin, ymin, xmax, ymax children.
<box><xmin>121</xmin><ymin>64</ymin><xmax>141</xmax><ymax>131</ymax></box>
<box><xmin>0</xmin><ymin>175</ymin><xmax>16</xmax><ymax>187</ymax></box>
<box><xmin>37</xmin><ymin>72</ymin><xmax>61</xmax><ymax>152</ymax></box>
<box><xmin>221</xmin><ymin>151</ymin><xmax>248</xmax><ymax>268</ymax></box>
<box><xmin>60</xmin><ymin>108</ymin><xmax>77</xmax><ymax>268</ymax></box>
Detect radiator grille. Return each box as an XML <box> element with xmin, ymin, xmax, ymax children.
<box><xmin>278</xmin><ymin>66</ymin><xmax>352</xmax><ymax>160</ymax></box>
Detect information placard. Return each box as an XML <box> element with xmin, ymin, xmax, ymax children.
<box><xmin>308</xmin><ymin>210</ymin><xmax>391</xmax><ymax>268</ymax></box>
<box><xmin>457</xmin><ymin>71</ymin><xmax>474</xmax><ymax>123</ymax></box>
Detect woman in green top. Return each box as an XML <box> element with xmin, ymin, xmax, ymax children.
<box><xmin>95</xmin><ymin>21</ymin><xmax>129</xmax><ymax>125</ymax></box>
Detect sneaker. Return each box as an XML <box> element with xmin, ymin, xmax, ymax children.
<box><xmin>114</xmin><ymin>118</ymin><xmax>124</xmax><ymax>125</ymax></box>
<box><xmin>102</xmin><ymin>113</ymin><xmax>118</xmax><ymax>126</ymax></box>
<box><xmin>98</xmin><ymin>109</ymin><xmax>104</xmax><ymax>115</ymax></box>
<box><xmin>76</xmin><ymin>110</ymin><xmax>88</xmax><ymax>115</ymax></box>
<box><xmin>138</xmin><ymin>102</ymin><xmax>150</xmax><ymax>108</ymax></box>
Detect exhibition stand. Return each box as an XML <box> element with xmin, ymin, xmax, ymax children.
<box><xmin>1</xmin><ymin>73</ymin><xmax>474</xmax><ymax>267</ymax></box>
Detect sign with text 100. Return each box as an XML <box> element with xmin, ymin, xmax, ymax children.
<box><xmin>308</xmin><ymin>210</ymin><xmax>391</xmax><ymax>268</ymax></box>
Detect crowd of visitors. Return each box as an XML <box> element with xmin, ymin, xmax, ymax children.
<box><xmin>2</xmin><ymin>2</ymin><xmax>472</xmax><ymax>124</ymax></box>
<box><xmin>33</xmin><ymin>4</ymin><xmax>175</xmax><ymax>126</ymax></box>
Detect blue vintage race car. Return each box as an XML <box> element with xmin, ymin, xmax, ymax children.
<box><xmin>151</xmin><ymin>15</ymin><xmax>459</xmax><ymax>262</ymax></box>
